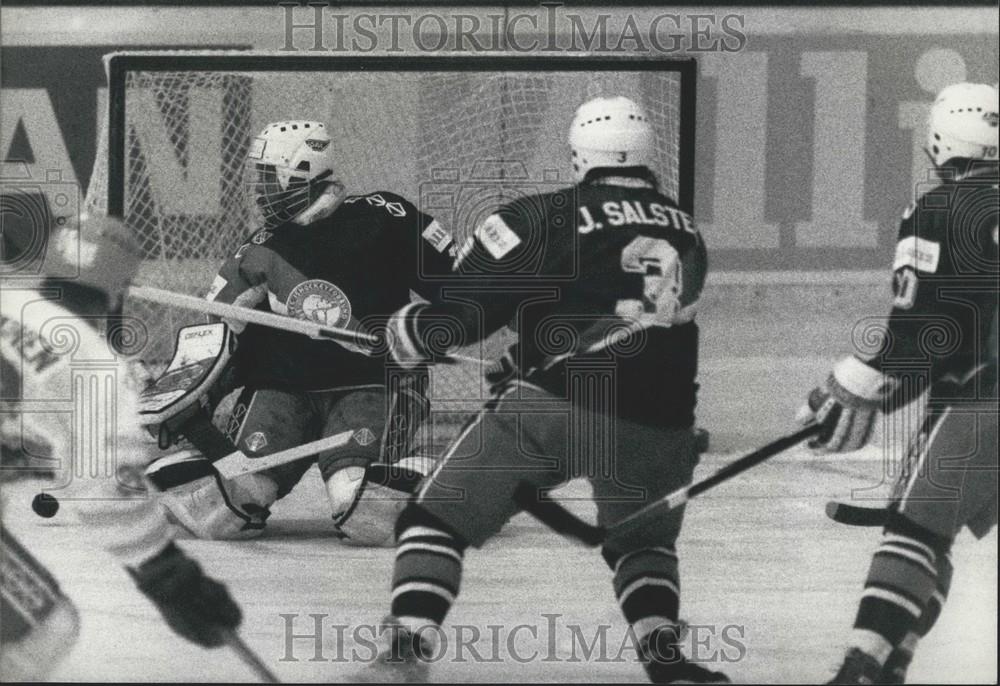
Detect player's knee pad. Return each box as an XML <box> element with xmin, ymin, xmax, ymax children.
<box><xmin>146</xmin><ymin>449</ymin><xmax>277</xmax><ymax>540</ymax></box>
<box><xmin>326</xmin><ymin>455</ymin><xmax>435</xmax><ymax>547</ymax></box>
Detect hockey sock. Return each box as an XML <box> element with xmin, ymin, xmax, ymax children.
<box><xmin>849</xmin><ymin>512</ymin><xmax>951</xmax><ymax>665</ymax></box>
<box><xmin>918</xmin><ymin>550</ymin><xmax>953</xmax><ymax>636</ymax></box>
<box><xmin>390</xmin><ymin>504</ymin><xmax>467</xmax><ymax>635</ymax></box>
<box><xmin>885</xmin><ymin>551</ymin><xmax>954</xmax><ymax>682</ymax></box>
<box><xmin>603</xmin><ymin>545</ymin><xmax>682</xmax><ymax>649</ymax></box>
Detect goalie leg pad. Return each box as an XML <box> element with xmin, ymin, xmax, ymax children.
<box><xmin>315</xmin><ymin>388</ymin><xmax>387</xmax><ymax>476</ymax></box>
<box><xmin>0</xmin><ymin>526</ymin><xmax>80</xmax><ymax>680</ymax></box>
<box><xmin>327</xmin><ymin>456</ymin><xmax>435</xmax><ymax>547</ymax></box>
<box><xmin>147</xmin><ymin>449</ymin><xmax>277</xmax><ymax>540</ymax></box>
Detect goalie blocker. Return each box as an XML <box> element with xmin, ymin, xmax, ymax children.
<box><xmin>140</xmin><ymin>324</ymin><xmax>434</xmax><ymax>544</ymax></box>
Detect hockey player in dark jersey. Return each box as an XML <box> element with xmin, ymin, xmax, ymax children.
<box><xmin>356</xmin><ymin>96</ymin><xmax>728</xmax><ymax>684</ymax></box>
<box><xmin>798</xmin><ymin>83</ymin><xmax>998</xmax><ymax>684</ymax></box>
<box><xmin>144</xmin><ymin>121</ymin><xmax>454</xmax><ymax>545</ymax></box>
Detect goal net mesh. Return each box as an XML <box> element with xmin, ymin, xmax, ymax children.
<box><xmin>86</xmin><ymin>56</ymin><xmax>686</xmax><ymax>443</ymax></box>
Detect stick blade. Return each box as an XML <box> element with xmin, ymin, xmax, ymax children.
<box><xmin>825</xmin><ymin>500</ymin><xmax>888</xmax><ymax>527</ymax></box>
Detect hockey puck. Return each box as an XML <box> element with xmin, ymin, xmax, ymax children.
<box><xmin>31</xmin><ymin>492</ymin><xmax>59</xmax><ymax>518</ymax></box>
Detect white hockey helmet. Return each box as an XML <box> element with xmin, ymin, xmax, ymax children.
<box><xmin>926</xmin><ymin>82</ymin><xmax>999</xmax><ymax>167</ymax></box>
<box><xmin>45</xmin><ymin>213</ymin><xmax>141</xmax><ymax>301</ymax></box>
<box><xmin>247</xmin><ymin>120</ymin><xmax>337</xmax><ymax>225</ymax></box>
<box><xmin>569</xmin><ymin>96</ymin><xmax>656</xmax><ymax>183</ymax></box>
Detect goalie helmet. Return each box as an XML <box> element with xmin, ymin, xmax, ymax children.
<box><xmin>248</xmin><ymin>121</ymin><xmax>338</xmax><ymax>226</ymax></box>
<box><xmin>926</xmin><ymin>82</ymin><xmax>999</xmax><ymax>167</ymax></box>
<box><xmin>569</xmin><ymin>96</ymin><xmax>656</xmax><ymax>183</ymax></box>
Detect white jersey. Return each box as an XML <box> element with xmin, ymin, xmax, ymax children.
<box><xmin>1</xmin><ymin>286</ymin><xmax>173</xmax><ymax>565</ymax></box>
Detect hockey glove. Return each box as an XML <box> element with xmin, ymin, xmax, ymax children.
<box><xmin>128</xmin><ymin>543</ymin><xmax>242</xmax><ymax>648</ymax></box>
<box><xmin>799</xmin><ymin>356</ymin><xmax>896</xmax><ymax>453</ymax></box>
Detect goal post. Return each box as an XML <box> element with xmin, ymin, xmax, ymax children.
<box><xmin>86</xmin><ymin>51</ymin><xmax>697</xmax><ymax>444</ymax></box>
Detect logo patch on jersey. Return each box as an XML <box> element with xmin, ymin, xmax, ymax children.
<box><xmin>251</xmin><ymin>231</ymin><xmax>273</xmax><ymax>245</ymax></box>
<box><xmin>226</xmin><ymin>402</ymin><xmax>249</xmax><ymax>441</ymax></box>
<box><xmin>476</xmin><ymin>214</ymin><xmax>521</xmax><ymax>260</ymax></box>
<box><xmin>352</xmin><ymin>427</ymin><xmax>376</xmax><ymax>446</ymax></box>
<box><xmin>421</xmin><ymin>220</ymin><xmax>453</xmax><ymax>253</ymax></box>
<box><xmin>286</xmin><ymin>279</ymin><xmax>353</xmax><ymax>327</ymax></box>
<box><xmin>893</xmin><ymin>236</ymin><xmax>940</xmax><ymax>273</ymax></box>
<box><xmin>245</xmin><ymin>431</ymin><xmax>268</xmax><ymax>453</ymax></box>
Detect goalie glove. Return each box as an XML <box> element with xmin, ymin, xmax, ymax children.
<box><xmin>799</xmin><ymin>356</ymin><xmax>896</xmax><ymax>453</ymax></box>
<box><xmin>128</xmin><ymin>543</ymin><xmax>242</xmax><ymax>648</ymax></box>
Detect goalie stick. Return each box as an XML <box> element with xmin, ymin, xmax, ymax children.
<box><xmin>129</xmin><ymin>285</ymin><xmax>486</xmax><ymax>365</ymax></box>
<box><xmin>212</xmin><ymin>430</ymin><xmax>359</xmax><ymax>480</ymax></box>
<box><xmin>516</xmin><ymin>423</ymin><xmax>822</xmax><ymax>547</ymax></box>
<box><xmin>129</xmin><ymin>286</ymin><xmax>378</xmax><ymax>347</ymax></box>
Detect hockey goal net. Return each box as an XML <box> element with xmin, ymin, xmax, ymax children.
<box><xmin>86</xmin><ymin>52</ymin><xmax>695</xmax><ymax>441</ymax></box>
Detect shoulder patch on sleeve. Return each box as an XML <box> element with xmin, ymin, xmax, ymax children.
<box><xmin>205</xmin><ymin>275</ymin><xmax>228</xmax><ymax>302</ymax></box>
<box><xmin>421</xmin><ymin>220</ymin><xmax>454</xmax><ymax>253</ymax></box>
<box><xmin>475</xmin><ymin>214</ymin><xmax>522</xmax><ymax>260</ymax></box>
<box><xmin>893</xmin><ymin>236</ymin><xmax>940</xmax><ymax>273</ymax></box>
<box><xmin>250</xmin><ymin>229</ymin><xmax>274</xmax><ymax>245</ymax></box>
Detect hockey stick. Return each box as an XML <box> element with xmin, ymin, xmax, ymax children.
<box><xmin>605</xmin><ymin>423</ymin><xmax>822</xmax><ymax>538</ymax></box>
<box><xmin>517</xmin><ymin>423</ymin><xmax>822</xmax><ymax>547</ymax></box>
<box><xmin>824</xmin><ymin>501</ymin><xmax>888</xmax><ymax>527</ymax></box>
<box><xmin>224</xmin><ymin>630</ymin><xmax>279</xmax><ymax>683</ymax></box>
<box><xmin>129</xmin><ymin>286</ymin><xmax>378</xmax><ymax>347</ymax></box>
<box><xmin>130</xmin><ymin>285</ymin><xmax>487</xmax><ymax>365</ymax></box>
<box><xmin>213</xmin><ymin>430</ymin><xmax>358</xmax><ymax>479</ymax></box>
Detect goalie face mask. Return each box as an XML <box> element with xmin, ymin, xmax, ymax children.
<box><xmin>252</xmin><ymin>162</ymin><xmax>311</xmax><ymax>226</ymax></box>
<box><xmin>247</xmin><ymin>120</ymin><xmax>338</xmax><ymax>227</ymax></box>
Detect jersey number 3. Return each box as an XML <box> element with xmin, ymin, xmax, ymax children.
<box><xmin>616</xmin><ymin>236</ymin><xmax>682</xmax><ymax>327</ymax></box>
